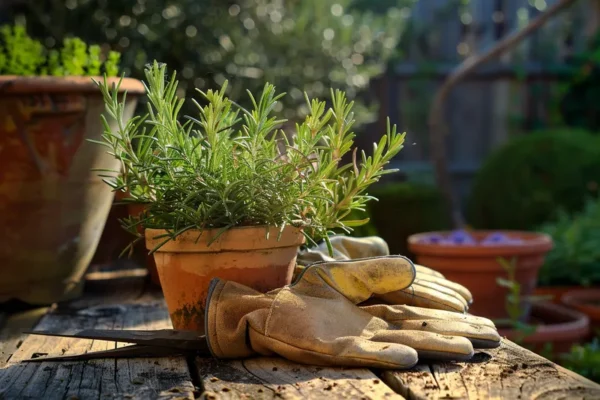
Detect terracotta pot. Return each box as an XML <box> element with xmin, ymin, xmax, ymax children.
<box><xmin>0</xmin><ymin>76</ymin><xmax>144</xmax><ymax>305</ymax></box>
<box><xmin>498</xmin><ymin>302</ymin><xmax>590</xmax><ymax>356</ymax></box>
<box><xmin>146</xmin><ymin>226</ymin><xmax>305</xmax><ymax>331</ymax></box>
<box><xmin>126</xmin><ymin>202</ymin><xmax>160</xmax><ymax>286</ymax></box>
<box><xmin>408</xmin><ymin>230</ymin><xmax>553</xmax><ymax>320</ymax></box>
<box><xmin>534</xmin><ymin>286</ymin><xmax>583</xmax><ymax>305</ymax></box>
<box><xmin>562</xmin><ymin>288</ymin><xmax>600</xmax><ymax>332</ymax></box>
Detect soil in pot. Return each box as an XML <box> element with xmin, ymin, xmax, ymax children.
<box><xmin>562</xmin><ymin>288</ymin><xmax>600</xmax><ymax>332</ymax></box>
<box><xmin>0</xmin><ymin>76</ymin><xmax>145</xmax><ymax>305</ymax></box>
<box><xmin>146</xmin><ymin>225</ymin><xmax>305</xmax><ymax>332</ymax></box>
<box><xmin>498</xmin><ymin>302</ymin><xmax>590</xmax><ymax>356</ymax></box>
<box><xmin>408</xmin><ymin>230</ymin><xmax>553</xmax><ymax>320</ymax></box>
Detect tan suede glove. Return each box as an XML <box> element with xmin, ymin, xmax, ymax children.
<box><xmin>206</xmin><ymin>256</ymin><xmax>501</xmax><ymax>369</ymax></box>
<box><xmin>297</xmin><ymin>236</ymin><xmax>473</xmax><ymax>313</ymax></box>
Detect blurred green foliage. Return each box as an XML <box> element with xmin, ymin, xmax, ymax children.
<box><xmin>0</xmin><ymin>22</ymin><xmax>120</xmax><ymax>75</ymax></box>
<box><xmin>468</xmin><ymin>130</ymin><xmax>600</xmax><ymax>231</ymax></box>
<box><xmin>537</xmin><ymin>198</ymin><xmax>600</xmax><ymax>287</ymax></box>
<box><xmin>363</xmin><ymin>182</ymin><xmax>451</xmax><ymax>256</ymax></box>
<box><xmin>560</xmin><ymin>337</ymin><xmax>600</xmax><ymax>383</ymax></box>
<box><xmin>9</xmin><ymin>0</ymin><xmax>415</xmax><ymax>123</ymax></box>
<box><xmin>556</xmin><ymin>32</ymin><xmax>600</xmax><ymax>132</ymax></box>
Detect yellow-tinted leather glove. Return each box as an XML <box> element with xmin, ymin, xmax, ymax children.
<box><xmin>206</xmin><ymin>256</ymin><xmax>500</xmax><ymax>369</ymax></box>
<box><xmin>297</xmin><ymin>236</ymin><xmax>473</xmax><ymax>312</ymax></box>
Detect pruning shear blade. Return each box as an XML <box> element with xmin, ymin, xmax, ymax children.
<box><xmin>21</xmin><ymin>329</ymin><xmax>211</xmax><ymax>362</ymax></box>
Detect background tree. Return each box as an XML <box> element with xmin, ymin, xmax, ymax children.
<box><xmin>5</xmin><ymin>0</ymin><xmax>416</xmax><ymax>124</ymax></box>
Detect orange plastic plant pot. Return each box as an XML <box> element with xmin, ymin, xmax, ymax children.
<box><xmin>146</xmin><ymin>226</ymin><xmax>305</xmax><ymax>332</ymax></box>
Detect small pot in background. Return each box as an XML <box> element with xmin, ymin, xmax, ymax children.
<box><xmin>498</xmin><ymin>302</ymin><xmax>590</xmax><ymax>356</ymax></box>
<box><xmin>562</xmin><ymin>288</ymin><xmax>600</xmax><ymax>333</ymax></box>
<box><xmin>534</xmin><ymin>286</ymin><xmax>583</xmax><ymax>305</ymax></box>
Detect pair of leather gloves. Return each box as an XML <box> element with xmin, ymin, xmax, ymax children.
<box><xmin>205</xmin><ymin>236</ymin><xmax>501</xmax><ymax>369</ymax></box>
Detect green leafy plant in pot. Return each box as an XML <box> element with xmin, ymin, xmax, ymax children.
<box><xmin>0</xmin><ymin>23</ymin><xmax>145</xmax><ymax>305</ymax></box>
<box><xmin>94</xmin><ymin>61</ymin><xmax>405</xmax><ymax>331</ymax></box>
<box><xmin>536</xmin><ymin>198</ymin><xmax>600</xmax><ymax>330</ymax></box>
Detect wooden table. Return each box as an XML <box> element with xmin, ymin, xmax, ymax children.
<box><xmin>1</xmin><ymin>268</ymin><xmax>599</xmax><ymax>400</ymax></box>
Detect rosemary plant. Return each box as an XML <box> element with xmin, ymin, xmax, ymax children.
<box><xmin>94</xmin><ymin>61</ymin><xmax>405</xmax><ymax>253</ymax></box>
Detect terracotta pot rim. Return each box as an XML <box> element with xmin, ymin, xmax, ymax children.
<box><xmin>408</xmin><ymin>230</ymin><xmax>553</xmax><ymax>257</ymax></box>
<box><xmin>498</xmin><ymin>302</ymin><xmax>589</xmax><ymax>339</ymax></box>
<box><xmin>0</xmin><ymin>75</ymin><xmax>145</xmax><ymax>94</ymax></box>
<box><xmin>562</xmin><ymin>288</ymin><xmax>600</xmax><ymax>308</ymax></box>
<box><xmin>145</xmin><ymin>226</ymin><xmax>306</xmax><ymax>253</ymax></box>
<box><xmin>498</xmin><ymin>303</ymin><xmax>590</xmax><ymax>342</ymax></box>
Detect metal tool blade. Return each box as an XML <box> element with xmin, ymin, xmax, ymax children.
<box><xmin>21</xmin><ymin>344</ymin><xmax>189</xmax><ymax>362</ymax></box>
<box><xmin>24</xmin><ymin>329</ymin><xmax>210</xmax><ymax>352</ymax></box>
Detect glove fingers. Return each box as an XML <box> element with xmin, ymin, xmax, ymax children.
<box><xmin>323</xmin><ymin>336</ymin><xmax>419</xmax><ymax>369</ymax></box>
<box><xmin>299</xmin><ymin>256</ymin><xmax>416</xmax><ymax>304</ymax></box>
<box><xmin>393</xmin><ymin>319</ymin><xmax>501</xmax><ymax>349</ymax></box>
<box><xmin>378</xmin><ymin>285</ymin><xmax>467</xmax><ymax>313</ymax></box>
<box><xmin>413</xmin><ymin>280</ymin><xmax>469</xmax><ymax>310</ymax></box>
<box><xmin>297</xmin><ymin>236</ymin><xmax>389</xmax><ymax>266</ymax></box>
<box><xmin>370</xmin><ymin>330</ymin><xmax>474</xmax><ymax>362</ymax></box>
<box><xmin>414</xmin><ymin>264</ymin><xmax>445</xmax><ymax>278</ymax></box>
<box><xmin>332</xmin><ymin>236</ymin><xmax>389</xmax><ymax>259</ymax></box>
<box><xmin>416</xmin><ymin>274</ymin><xmax>473</xmax><ymax>305</ymax></box>
<box><xmin>362</xmin><ymin>304</ymin><xmax>498</xmax><ymax>329</ymax></box>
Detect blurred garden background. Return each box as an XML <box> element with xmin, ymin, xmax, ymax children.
<box><xmin>2</xmin><ymin>0</ymin><xmax>600</xmax><ymax>381</ymax></box>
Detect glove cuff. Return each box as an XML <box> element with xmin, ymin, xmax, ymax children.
<box><xmin>205</xmin><ymin>278</ymin><xmax>273</xmax><ymax>359</ymax></box>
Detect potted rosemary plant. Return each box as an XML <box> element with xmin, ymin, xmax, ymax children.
<box><xmin>0</xmin><ymin>23</ymin><xmax>144</xmax><ymax>304</ymax></box>
<box><xmin>96</xmin><ymin>61</ymin><xmax>405</xmax><ymax>331</ymax></box>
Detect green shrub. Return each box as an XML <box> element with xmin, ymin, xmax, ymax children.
<box><xmin>537</xmin><ymin>198</ymin><xmax>600</xmax><ymax>287</ymax></box>
<box><xmin>468</xmin><ymin>130</ymin><xmax>600</xmax><ymax>230</ymax></box>
<box><xmin>0</xmin><ymin>23</ymin><xmax>120</xmax><ymax>76</ymax></box>
<box><xmin>364</xmin><ymin>182</ymin><xmax>451</xmax><ymax>256</ymax></box>
<box><xmin>560</xmin><ymin>337</ymin><xmax>600</xmax><ymax>383</ymax></box>
<box><xmin>10</xmin><ymin>0</ymin><xmax>413</xmax><ymax>123</ymax></box>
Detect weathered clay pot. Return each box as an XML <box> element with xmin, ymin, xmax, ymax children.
<box><xmin>146</xmin><ymin>226</ymin><xmax>305</xmax><ymax>331</ymax></box>
<box><xmin>498</xmin><ymin>302</ymin><xmax>590</xmax><ymax>356</ymax></box>
<box><xmin>408</xmin><ymin>230</ymin><xmax>553</xmax><ymax>320</ymax></box>
<box><xmin>562</xmin><ymin>288</ymin><xmax>600</xmax><ymax>332</ymax></box>
<box><xmin>0</xmin><ymin>76</ymin><xmax>144</xmax><ymax>304</ymax></box>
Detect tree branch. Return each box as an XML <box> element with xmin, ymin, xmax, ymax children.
<box><xmin>427</xmin><ymin>0</ymin><xmax>580</xmax><ymax>229</ymax></box>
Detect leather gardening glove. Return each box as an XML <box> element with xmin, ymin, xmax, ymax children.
<box><xmin>297</xmin><ymin>236</ymin><xmax>473</xmax><ymax>313</ymax></box>
<box><xmin>205</xmin><ymin>256</ymin><xmax>501</xmax><ymax>369</ymax></box>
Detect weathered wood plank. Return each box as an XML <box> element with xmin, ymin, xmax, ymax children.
<box><xmin>0</xmin><ymin>307</ymin><xmax>48</xmax><ymax>368</ymax></box>
<box><xmin>196</xmin><ymin>357</ymin><xmax>403</xmax><ymax>400</ymax></box>
<box><xmin>4</xmin><ymin>269</ymin><xmax>600</xmax><ymax>400</ymax></box>
<box><xmin>381</xmin><ymin>339</ymin><xmax>600</xmax><ymax>400</ymax></box>
<box><xmin>0</xmin><ymin>277</ymin><xmax>196</xmax><ymax>400</ymax></box>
